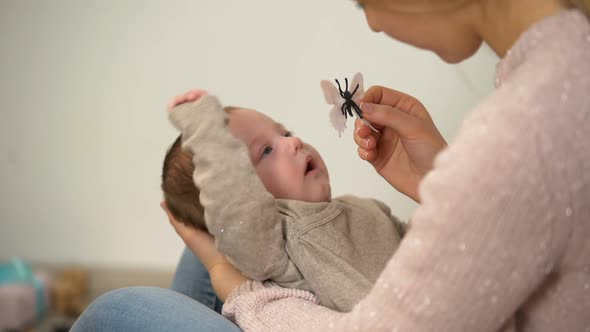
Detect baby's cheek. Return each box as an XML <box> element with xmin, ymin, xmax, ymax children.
<box><xmin>254</xmin><ymin>167</ymin><xmax>283</xmax><ymax>196</ymax></box>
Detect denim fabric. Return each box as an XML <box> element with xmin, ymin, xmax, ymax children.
<box><xmin>171</xmin><ymin>247</ymin><xmax>224</xmax><ymax>313</ymax></box>
<box><xmin>70</xmin><ymin>248</ymin><xmax>239</xmax><ymax>332</ymax></box>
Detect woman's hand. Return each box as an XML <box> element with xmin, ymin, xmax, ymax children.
<box><xmin>162</xmin><ymin>202</ymin><xmax>248</xmax><ymax>301</ymax></box>
<box><xmin>354</xmin><ymin>86</ymin><xmax>447</xmax><ymax>203</ymax></box>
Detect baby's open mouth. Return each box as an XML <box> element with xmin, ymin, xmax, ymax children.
<box><xmin>305</xmin><ymin>157</ymin><xmax>316</xmax><ymax>175</ymax></box>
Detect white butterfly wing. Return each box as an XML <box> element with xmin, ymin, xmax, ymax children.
<box><xmin>329</xmin><ymin>105</ymin><xmax>347</xmax><ymax>137</ymax></box>
<box><xmin>320</xmin><ymin>80</ymin><xmax>344</xmax><ymax>106</ymax></box>
<box><xmin>350</xmin><ymin>72</ymin><xmax>364</xmax><ymax>103</ymax></box>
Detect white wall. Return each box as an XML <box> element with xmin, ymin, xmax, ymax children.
<box><xmin>0</xmin><ymin>0</ymin><xmax>498</xmax><ymax>269</ymax></box>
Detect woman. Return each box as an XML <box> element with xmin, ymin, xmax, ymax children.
<box><xmin>73</xmin><ymin>0</ymin><xmax>589</xmax><ymax>330</ymax></box>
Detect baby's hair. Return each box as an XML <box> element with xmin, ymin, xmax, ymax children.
<box><xmin>162</xmin><ymin>105</ymin><xmax>241</xmax><ymax>231</ymax></box>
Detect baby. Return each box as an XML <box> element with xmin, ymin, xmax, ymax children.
<box><xmin>163</xmin><ymin>90</ymin><xmax>405</xmax><ymax>311</ymax></box>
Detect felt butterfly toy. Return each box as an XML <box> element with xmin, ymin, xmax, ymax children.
<box><xmin>320</xmin><ymin>72</ymin><xmax>378</xmax><ymax>137</ymax></box>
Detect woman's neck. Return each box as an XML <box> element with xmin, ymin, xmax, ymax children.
<box><xmin>475</xmin><ymin>0</ymin><xmax>568</xmax><ymax>57</ymax></box>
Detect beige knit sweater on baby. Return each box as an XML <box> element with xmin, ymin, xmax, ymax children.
<box><xmin>169</xmin><ymin>96</ymin><xmax>404</xmax><ymax>312</ymax></box>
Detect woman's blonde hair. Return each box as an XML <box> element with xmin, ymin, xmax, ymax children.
<box><xmin>361</xmin><ymin>0</ymin><xmax>590</xmax><ymax>17</ymax></box>
<box><xmin>359</xmin><ymin>0</ymin><xmax>474</xmax><ymax>14</ymax></box>
<box><xmin>570</xmin><ymin>0</ymin><xmax>590</xmax><ymax>16</ymax></box>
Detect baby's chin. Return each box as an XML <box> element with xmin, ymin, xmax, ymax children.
<box><xmin>276</xmin><ymin>185</ymin><xmax>332</xmax><ymax>203</ymax></box>
<box><xmin>304</xmin><ymin>184</ymin><xmax>332</xmax><ymax>203</ymax></box>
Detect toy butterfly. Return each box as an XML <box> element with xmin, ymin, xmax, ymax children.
<box><xmin>320</xmin><ymin>72</ymin><xmax>378</xmax><ymax>137</ymax></box>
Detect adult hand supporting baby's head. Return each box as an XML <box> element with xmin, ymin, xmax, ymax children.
<box><xmin>161</xmin><ymin>201</ymin><xmax>224</xmax><ymax>270</ymax></box>
<box><xmin>161</xmin><ymin>202</ymin><xmax>249</xmax><ymax>301</ymax></box>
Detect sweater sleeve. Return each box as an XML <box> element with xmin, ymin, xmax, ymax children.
<box><xmin>220</xmin><ymin>87</ymin><xmax>570</xmax><ymax>331</ymax></box>
<box><xmin>222</xmin><ymin>281</ymin><xmax>337</xmax><ymax>331</ymax></box>
<box><xmin>168</xmin><ymin>96</ymin><xmax>303</xmax><ymax>283</ymax></box>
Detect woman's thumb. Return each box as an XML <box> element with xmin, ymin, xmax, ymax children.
<box><xmin>360</xmin><ymin>102</ymin><xmax>418</xmax><ymax>137</ymax></box>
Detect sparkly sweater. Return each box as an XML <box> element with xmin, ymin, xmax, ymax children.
<box><xmin>221</xmin><ymin>9</ymin><xmax>590</xmax><ymax>332</ymax></box>
<box><xmin>169</xmin><ymin>96</ymin><xmax>404</xmax><ymax>311</ymax></box>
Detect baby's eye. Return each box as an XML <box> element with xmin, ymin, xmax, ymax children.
<box><xmin>261</xmin><ymin>146</ymin><xmax>273</xmax><ymax>157</ymax></box>
<box><xmin>283</xmin><ymin>131</ymin><xmax>292</xmax><ymax>137</ymax></box>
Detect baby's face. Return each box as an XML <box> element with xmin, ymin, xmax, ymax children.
<box><xmin>228</xmin><ymin>109</ymin><xmax>331</xmax><ymax>202</ymax></box>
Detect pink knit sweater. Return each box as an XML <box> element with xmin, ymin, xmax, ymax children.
<box><xmin>222</xmin><ymin>9</ymin><xmax>590</xmax><ymax>332</ymax></box>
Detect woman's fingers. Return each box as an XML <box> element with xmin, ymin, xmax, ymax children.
<box><xmin>354</xmin><ymin>119</ymin><xmax>371</xmax><ymax>138</ymax></box>
<box><xmin>354</xmin><ymin>119</ymin><xmax>379</xmax><ymax>148</ymax></box>
<box><xmin>161</xmin><ymin>201</ymin><xmax>219</xmax><ymax>264</ymax></box>
<box><xmin>354</xmin><ymin>119</ymin><xmax>380</xmax><ymax>164</ymax></box>
<box><xmin>354</xmin><ymin>131</ymin><xmax>377</xmax><ymax>150</ymax></box>
<box><xmin>161</xmin><ymin>202</ymin><xmax>199</xmax><ymax>240</ymax></box>
<box><xmin>360</xmin><ymin>102</ymin><xmax>420</xmax><ymax>139</ymax></box>
<box><xmin>357</xmin><ymin>146</ymin><xmax>377</xmax><ymax>162</ymax></box>
<box><xmin>363</xmin><ymin>85</ymin><xmax>421</xmax><ymax>114</ymax></box>
<box><xmin>161</xmin><ymin>202</ymin><xmax>179</xmax><ymax>228</ymax></box>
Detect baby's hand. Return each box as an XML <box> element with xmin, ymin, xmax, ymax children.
<box><xmin>167</xmin><ymin>89</ymin><xmax>207</xmax><ymax>112</ymax></box>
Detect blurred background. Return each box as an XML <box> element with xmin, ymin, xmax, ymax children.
<box><xmin>0</xmin><ymin>0</ymin><xmax>497</xmax><ymax>329</ymax></box>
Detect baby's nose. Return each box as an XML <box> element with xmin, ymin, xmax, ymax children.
<box><xmin>285</xmin><ymin>136</ymin><xmax>303</xmax><ymax>151</ymax></box>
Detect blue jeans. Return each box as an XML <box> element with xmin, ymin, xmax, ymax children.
<box><xmin>70</xmin><ymin>248</ymin><xmax>240</xmax><ymax>332</ymax></box>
